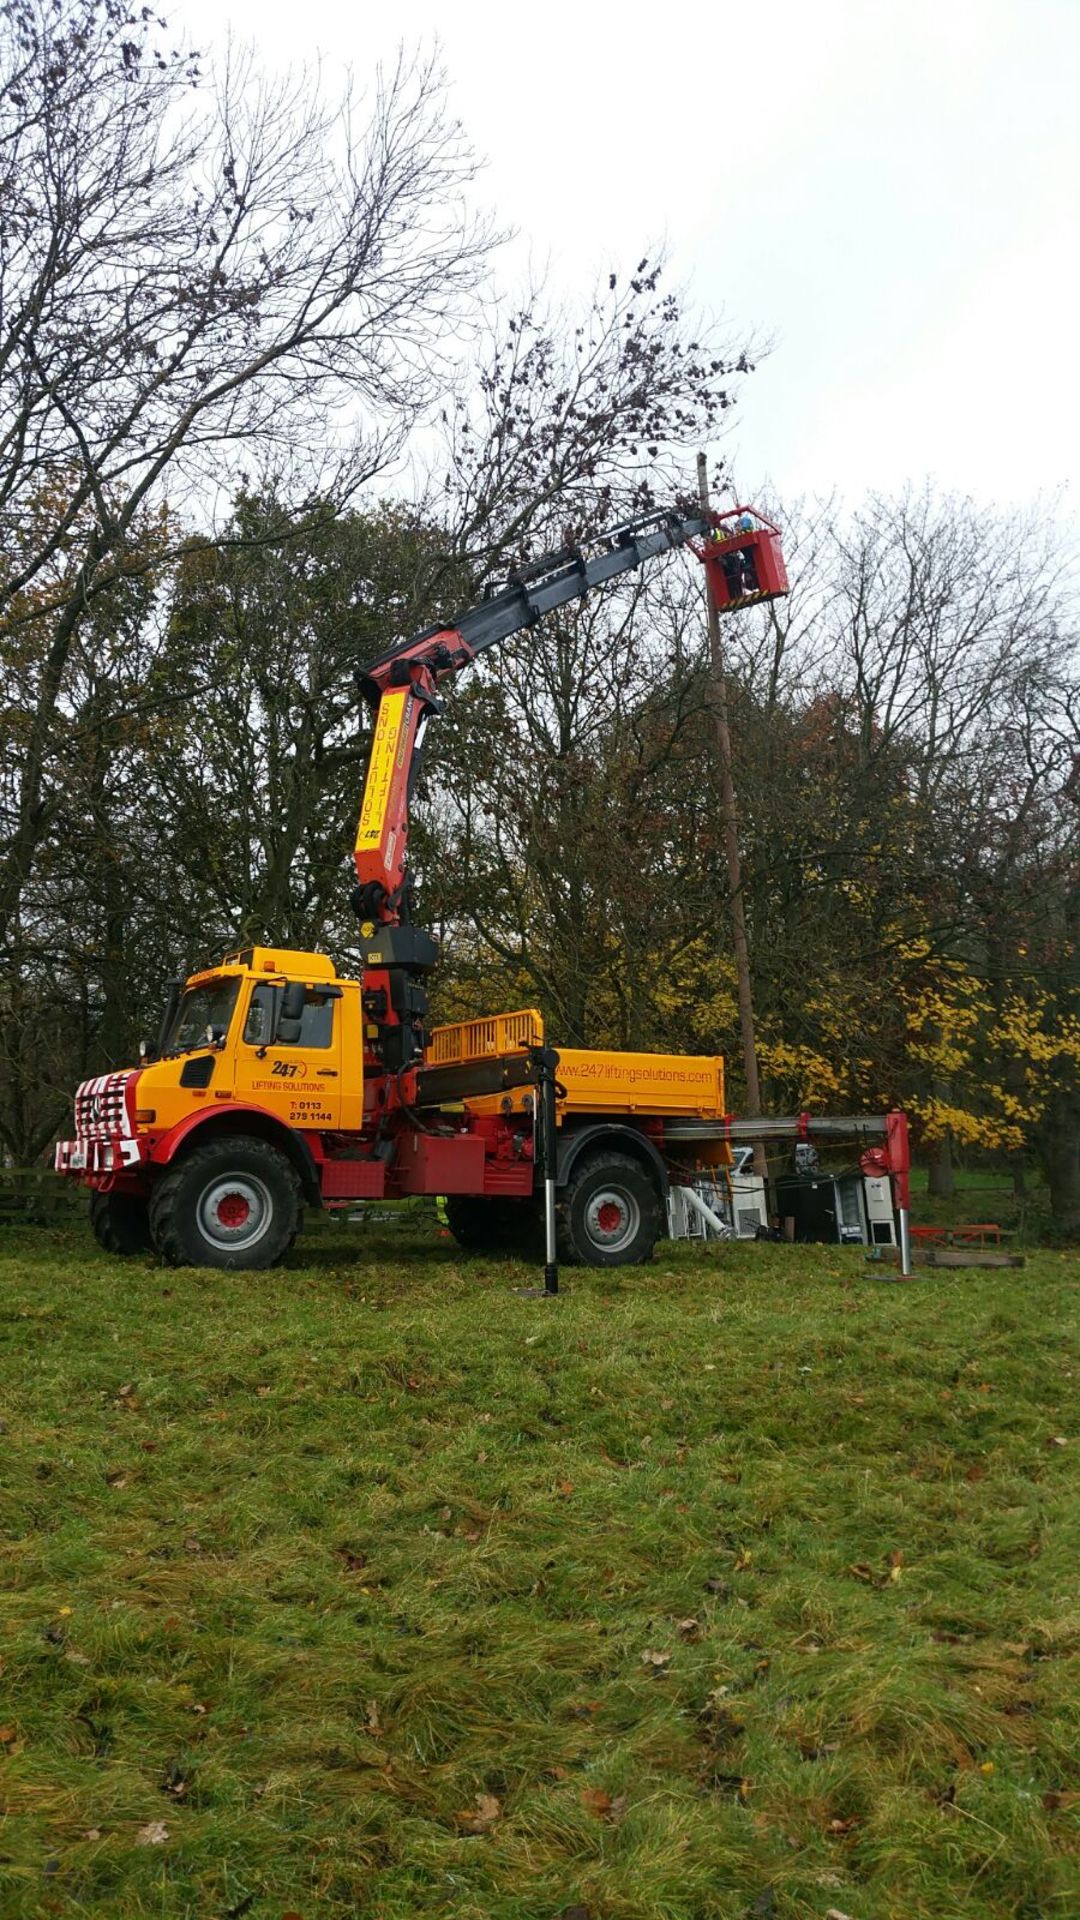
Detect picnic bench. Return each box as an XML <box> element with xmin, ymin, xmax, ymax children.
<box><xmin>910</xmin><ymin>1222</ymin><xmax>1005</xmax><ymax>1248</ymax></box>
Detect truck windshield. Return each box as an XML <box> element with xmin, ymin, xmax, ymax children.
<box><xmin>167</xmin><ymin>977</ymin><xmax>241</xmax><ymax>1053</ymax></box>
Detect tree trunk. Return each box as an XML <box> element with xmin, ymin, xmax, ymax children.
<box><xmin>928</xmin><ymin>1128</ymin><xmax>955</xmax><ymax>1200</ymax></box>
<box><xmin>1040</xmin><ymin>1090</ymin><xmax>1080</xmax><ymax>1239</ymax></box>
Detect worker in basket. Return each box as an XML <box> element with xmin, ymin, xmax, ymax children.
<box><xmin>718</xmin><ymin>511</ymin><xmax>760</xmax><ymax>602</ymax></box>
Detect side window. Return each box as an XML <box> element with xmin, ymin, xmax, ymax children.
<box><xmin>242</xmin><ymin>983</ymin><xmax>336</xmax><ymax>1049</ymax></box>
<box><xmin>295</xmin><ymin>993</ymin><xmax>335</xmax><ymax>1049</ymax></box>
<box><xmin>244</xmin><ymin>983</ymin><xmax>276</xmax><ymax>1046</ymax></box>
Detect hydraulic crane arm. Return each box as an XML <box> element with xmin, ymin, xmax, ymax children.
<box><xmin>349</xmin><ymin>498</ymin><xmax>789</xmax><ymax>1082</ymax></box>
<box><xmin>352</xmin><ymin>507</ymin><xmax>711</xmax><ymax>928</ymax></box>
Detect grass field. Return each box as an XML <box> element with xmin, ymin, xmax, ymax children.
<box><xmin>0</xmin><ymin>1220</ymin><xmax>1077</xmax><ymax>1920</ymax></box>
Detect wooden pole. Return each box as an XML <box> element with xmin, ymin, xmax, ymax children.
<box><xmin>696</xmin><ymin>454</ymin><xmax>766</xmax><ymax>1176</ymax></box>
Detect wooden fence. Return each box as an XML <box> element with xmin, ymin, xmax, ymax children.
<box><xmin>0</xmin><ymin>1167</ymin><xmax>83</xmax><ymax>1227</ymax></box>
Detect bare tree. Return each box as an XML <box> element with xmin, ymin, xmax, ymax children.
<box><xmin>0</xmin><ymin>0</ymin><xmax>492</xmax><ymax>947</ymax></box>
<box><xmin>431</xmin><ymin>262</ymin><xmax>755</xmax><ymax>567</ymax></box>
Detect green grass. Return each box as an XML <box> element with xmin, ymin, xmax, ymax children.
<box><xmin>0</xmin><ymin>1222</ymin><xmax>1077</xmax><ymax>1920</ymax></box>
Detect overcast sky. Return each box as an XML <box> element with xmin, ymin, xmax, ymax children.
<box><xmin>183</xmin><ymin>0</ymin><xmax>1078</xmax><ymax>513</ymax></box>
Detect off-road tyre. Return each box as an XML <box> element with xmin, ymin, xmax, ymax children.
<box><xmin>149</xmin><ymin>1134</ymin><xmax>302</xmax><ymax>1270</ymax></box>
<box><xmin>444</xmin><ymin>1194</ymin><xmax>543</xmax><ymax>1259</ymax></box>
<box><xmin>89</xmin><ymin>1189</ymin><xmax>153</xmax><ymax>1256</ymax></box>
<box><xmin>556</xmin><ymin>1149</ymin><xmax>662</xmax><ymax>1267</ymax></box>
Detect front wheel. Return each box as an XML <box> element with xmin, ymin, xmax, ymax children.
<box><xmin>556</xmin><ymin>1150</ymin><xmax>662</xmax><ymax>1267</ymax></box>
<box><xmin>89</xmin><ymin>1189</ymin><xmax>153</xmax><ymax>1257</ymax></box>
<box><xmin>149</xmin><ymin>1134</ymin><xmax>301</xmax><ymax>1270</ymax></box>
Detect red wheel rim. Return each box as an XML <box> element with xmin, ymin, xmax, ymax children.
<box><xmin>217</xmin><ymin>1191</ymin><xmax>251</xmax><ymax>1228</ymax></box>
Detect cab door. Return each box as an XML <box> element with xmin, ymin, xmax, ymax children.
<box><xmin>234</xmin><ymin>979</ymin><xmax>343</xmax><ymax>1132</ymax></box>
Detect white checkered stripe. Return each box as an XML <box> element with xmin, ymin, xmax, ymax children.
<box><xmin>74</xmin><ymin>1071</ymin><xmax>136</xmax><ymax>1140</ymax></box>
<box><xmin>55</xmin><ymin>1070</ymin><xmax>145</xmax><ymax>1176</ymax></box>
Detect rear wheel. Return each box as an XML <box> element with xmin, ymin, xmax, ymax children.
<box><xmin>149</xmin><ymin>1134</ymin><xmax>302</xmax><ymax>1270</ymax></box>
<box><xmin>89</xmin><ymin>1189</ymin><xmax>153</xmax><ymax>1257</ymax></box>
<box><xmin>557</xmin><ymin>1150</ymin><xmax>662</xmax><ymax>1266</ymax></box>
<box><xmin>444</xmin><ymin>1194</ymin><xmax>542</xmax><ymax>1258</ymax></box>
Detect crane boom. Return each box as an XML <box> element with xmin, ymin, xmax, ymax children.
<box><xmin>358</xmin><ymin>507</ymin><xmax>710</xmax><ymax>696</ymax></box>
<box><xmin>350</xmin><ymin>499</ymin><xmax>788</xmax><ymax>1080</ymax></box>
<box><xmin>352</xmin><ymin>508</ymin><xmax>710</xmax><ymax>930</ymax></box>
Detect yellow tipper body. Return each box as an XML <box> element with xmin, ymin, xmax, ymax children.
<box><xmin>554</xmin><ymin>1047</ymin><xmax>725</xmax><ymax>1116</ymax></box>
<box><xmin>427</xmin><ymin>1010</ymin><xmax>726</xmax><ymax>1121</ymax></box>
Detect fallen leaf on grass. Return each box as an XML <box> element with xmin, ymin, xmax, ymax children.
<box><xmin>640</xmin><ymin>1648</ymin><xmax>672</xmax><ymax>1669</ymax></box>
<box><xmin>849</xmin><ymin>1563</ymin><xmax>875</xmax><ymax>1583</ymax></box>
<box><xmin>454</xmin><ymin>1793</ymin><xmax>501</xmax><ymax>1832</ymax></box>
<box><xmin>365</xmin><ymin>1700</ymin><xmax>382</xmax><ymax>1736</ymax></box>
<box><xmin>555</xmin><ymin>1479</ymin><xmax>575</xmax><ymax>1498</ymax></box>
<box><xmin>1043</xmin><ymin>1789</ymin><xmax>1080</xmax><ymax>1811</ymax></box>
<box><xmin>733</xmin><ymin>1549</ymin><xmax>753</xmax><ymax>1571</ymax></box>
<box><xmin>83</xmin><ymin>1829</ymin><xmax>101</xmax><ymax>1841</ymax></box>
<box><xmin>1046</xmin><ymin>1435</ymin><xmax>1069</xmax><ymax>1448</ymax></box>
<box><xmin>0</xmin><ymin>1725</ymin><xmax>17</xmax><ymax>1745</ymax></box>
<box><xmin>827</xmin><ymin>1815</ymin><xmax>859</xmax><ymax>1835</ymax></box>
<box><xmin>135</xmin><ymin>1821</ymin><xmax>168</xmax><ymax>1846</ymax></box>
<box><xmin>580</xmin><ymin>1787</ymin><xmax>627</xmax><ymax>1823</ymax></box>
<box><xmin>825</xmin><ymin>1910</ymin><xmax>855</xmax><ymax>1920</ymax></box>
<box><xmin>677</xmin><ymin>1617</ymin><xmax>701</xmax><ymax>1639</ymax></box>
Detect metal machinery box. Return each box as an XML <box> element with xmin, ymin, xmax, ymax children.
<box><xmin>394</xmin><ymin>1130</ymin><xmax>486</xmax><ymax>1195</ymax></box>
<box><xmin>863</xmin><ymin>1175</ymin><xmax>898</xmax><ymax>1245</ymax></box>
<box><xmin>775</xmin><ymin>1171</ymin><xmax>897</xmax><ymax>1247</ymax></box>
<box><xmin>730</xmin><ymin>1173</ymin><xmax>769</xmax><ymax>1238</ymax></box>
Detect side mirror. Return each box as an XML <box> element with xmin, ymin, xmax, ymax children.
<box><xmin>281</xmin><ymin>982</ymin><xmax>307</xmax><ymax>1021</ymax></box>
<box><xmin>156</xmin><ymin>981</ymin><xmax>182</xmax><ymax>1059</ymax></box>
<box><xmin>276</xmin><ymin>980</ymin><xmax>306</xmax><ymax>1046</ymax></box>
